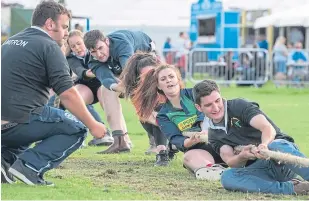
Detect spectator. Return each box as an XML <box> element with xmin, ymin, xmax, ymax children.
<box><xmin>74</xmin><ymin>23</ymin><xmax>83</xmax><ymax>32</ymax></box>
<box><xmin>162</xmin><ymin>37</ymin><xmax>171</xmax><ymax>59</ymax></box>
<box><xmin>273</xmin><ymin>36</ymin><xmax>288</xmax><ymax>80</ymax></box>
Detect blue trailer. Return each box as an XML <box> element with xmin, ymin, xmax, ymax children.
<box><xmin>190</xmin><ymin>0</ymin><xmax>240</xmax><ymax>60</ymax></box>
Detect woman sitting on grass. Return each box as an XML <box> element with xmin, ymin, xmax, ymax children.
<box><xmin>120</xmin><ymin>52</ymin><xmax>176</xmax><ymax>166</ymax></box>
<box><xmin>131</xmin><ymin>64</ymin><xmax>226</xmax><ymax>180</ymax></box>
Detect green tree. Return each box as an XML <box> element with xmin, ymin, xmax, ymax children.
<box><xmin>58</xmin><ymin>0</ymin><xmax>67</xmax><ymax>6</ymax></box>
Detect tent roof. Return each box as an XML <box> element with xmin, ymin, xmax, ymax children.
<box><xmin>222</xmin><ymin>0</ymin><xmax>308</xmax><ymax>11</ymax></box>
<box><xmin>254</xmin><ymin>3</ymin><xmax>309</xmax><ymax>28</ymax></box>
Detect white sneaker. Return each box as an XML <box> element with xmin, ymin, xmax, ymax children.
<box><xmin>195</xmin><ymin>164</ymin><xmax>226</xmax><ymax>181</ymax></box>
<box><xmin>88</xmin><ymin>135</ymin><xmax>114</xmax><ymax>146</ymax></box>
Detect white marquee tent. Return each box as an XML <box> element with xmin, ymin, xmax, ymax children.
<box><xmin>254</xmin><ymin>2</ymin><xmax>309</xmax><ymax>28</ymax></box>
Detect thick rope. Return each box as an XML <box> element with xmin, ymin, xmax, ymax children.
<box><xmin>182</xmin><ymin>132</ymin><xmax>309</xmax><ymax>167</ymax></box>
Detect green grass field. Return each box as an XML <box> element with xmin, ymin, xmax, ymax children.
<box><xmin>2</xmin><ymin>83</ymin><xmax>309</xmax><ymax>200</ymax></box>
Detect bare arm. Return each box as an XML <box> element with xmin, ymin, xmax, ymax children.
<box><xmin>249</xmin><ymin>114</ymin><xmax>276</xmax><ymax>147</ymax></box>
<box><xmin>59</xmin><ymin>87</ymin><xmax>106</xmax><ymax>138</ymax></box>
<box><xmin>220</xmin><ymin>144</ymin><xmax>256</xmax><ymax>168</ymax></box>
<box><xmin>183</xmin><ymin>130</ymin><xmax>208</xmax><ymax>148</ymax></box>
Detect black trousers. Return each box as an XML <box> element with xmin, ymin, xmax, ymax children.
<box><xmin>140</xmin><ymin>122</ymin><xmax>167</xmax><ymax>146</ymax></box>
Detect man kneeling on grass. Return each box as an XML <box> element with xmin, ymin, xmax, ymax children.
<box><xmin>193</xmin><ymin>79</ymin><xmax>309</xmax><ymax>195</ymax></box>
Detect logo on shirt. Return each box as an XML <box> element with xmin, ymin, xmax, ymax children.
<box><xmin>177</xmin><ymin>115</ymin><xmax>198</xmax><ymax>131</ymax></box>
<box><xmin>230</xmin><ymin>117</ymin><xmax>242</xmax><ymax>128</ymax></box>
<box><xmin>3</xmin><ymin>39</ymin><xmax>28</xmax><ymax>47</ymax></box>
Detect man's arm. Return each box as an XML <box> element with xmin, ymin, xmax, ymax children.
<box><xmin>59</xmin><ymin>87</ymin><xmax>106</xmax><ymax>138</ymax></box>
<box><xmin>90</xmin><ymin>62</ymin><xmax>119</xmax><ymax>91</ymax></box>
<box><xmin>220</xmin><ymin>144</ymin><xmax>256</xmax><ymax>168</ymax></box>
<box><xmin>249</xmin><ymin>114</ymin><xmax>276</xmax><ymax>147</ymax></box>
<box><xmin>235</xmin><ymin>99</ymin><xmax>276</xmax><ymax>149</ymax></box>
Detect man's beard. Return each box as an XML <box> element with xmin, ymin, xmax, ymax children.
<box><xmin>52</xmin><ymin>26</ymin><xmax>64</xmax><ymax>47</ymax></box>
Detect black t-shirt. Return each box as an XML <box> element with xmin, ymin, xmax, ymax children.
<box><xmin>1</xmin><ymin>27</ymin><xmax>73</xmax><ymax>123</ymax></box>
<box><xmin>67</xmin><ymin>52</ymin><xmax>100</xmax><ymax>84</ymax></box>
<box><xmin>208</xmin><ymin>98</ymin><xmax>294</xmax><ymax>154</ymax></box>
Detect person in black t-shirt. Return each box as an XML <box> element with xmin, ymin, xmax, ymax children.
<box><xmin>1</xmin><ymin>1</ymin><xmax>107</xmax><ymax>186</ymax></box>
<box><xmin>193</xmin><ymin>80</ymin><xmax>309</xmax><ymax>195</ymax></box>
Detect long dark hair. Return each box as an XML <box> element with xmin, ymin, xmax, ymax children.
<box><xmin>119</xmin><ymin>52</ymin><xmax>159</xmax><ymax>99</ymax></box>
<box><xmin>132</xmin><ymin>64</ymin><xmax>184</xmax><ymax>121</ymax></box>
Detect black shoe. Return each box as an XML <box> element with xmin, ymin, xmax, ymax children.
<box><xmin>155</xmin><ymin>150</ymin><xmax>169</xmax><ymax>166</ymax></box>
<box><xmin>8</xmin><ymin>159</ymin><xmax>54</xmax><ymax>186</ymax></box>
<box><xmin>168</xmin><ymin>150</ymin><xmax>178</xmax><ymax>160</ymax></box>
<box><xmin>167</xmin><ymin>143</ymin><xmax>179</xmax><ymax>160</ymax></box>
<box><xmin>1</xmin><ymin>157</ymin><xmax>15</xmax><ymax>184</ymax></box>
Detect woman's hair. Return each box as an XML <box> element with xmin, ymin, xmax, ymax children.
<box><xmin>274</xmin><ymin>36</ymin><xmax>286</xmax><ymax>47</ymax></box>
<box><xmin>63</xmin><ymin>29</ymin><xmax>85</xmax><ymax>56</ymax></box>
<box><xmin>68</xmin><ymin>29</ymin><xmax>84</xmax><ymax>42</ymax></box>
<box><xmin>132</xmin><ymin>64</ymin><xmax>184</xmax><ymax>121</ymax></box>
<box><xmin>119</xmin><ymin>52</ymin><xmax>159</xmax><ymax>99</ymax></box>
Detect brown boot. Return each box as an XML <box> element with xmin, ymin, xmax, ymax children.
<box><xmin>118</xmin><ymin>134</ymin><xmax>131</xmax><ymax>152</ymax></box>
<box><xmin>124</xmin><ymin>133</ymin><xmax>133</xmax><ymax>148</ymax></box>
<box><xmin>97</xmin><ymin>131</ymin><xmax>130</xmax><ymax>154</ymax></box>
<box><xmin>292</xmin><ymin>179</ymin><xmax>309</xmax><ymax>195</ymax></box>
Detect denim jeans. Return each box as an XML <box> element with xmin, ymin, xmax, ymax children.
<box><xmin>275</xmin><ymin>61</ymin><xmax>287</xmax><ymax>74</ymax></box>
<box><xmin>1</xmin><ymin>105</ymin><xmax>87</xmax><ymax>175</ymax></box>
<box><xmin>47</xmin><ymin>95</ymin><xmax>106</xmax><ymax>127</ymax></box>
<box><xmin>221</xmin><ymin>139</ymin><xmax>309</xmax><ymax>195</ymax></box>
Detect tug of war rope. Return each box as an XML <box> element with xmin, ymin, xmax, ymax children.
<box><xmin>183</xmin><ymin>132</ymin><xmax>309</xmax><ymax>167</ymax></box>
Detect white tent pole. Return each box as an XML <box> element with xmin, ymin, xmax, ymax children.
<box><xmin>306</xmin><ymin>27</ymin><xmax>309</xmax><ymax>49</ymax></box>
<box><xmin>279</xmin><ymin>27</ymin><xmax>284</xmax><ymax>36</ymax></box>
<box><xmin>286</xmin><ymin>27</ymin><xmax>291</xmax><ymax>44</ymax></box>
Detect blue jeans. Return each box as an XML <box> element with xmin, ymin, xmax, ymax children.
<box><xmin>1</xmin><ymin>105</ymin><xmax>87</xmax><ymax>175</ymax></box>
<box><xmin>275</xmin><ymin>61</ymin><xmax>287</xmax><ymax>74</ymax></box>
<box><xmin>221</xmin><ymin>139</ymin><xmax>309</xmax><ymax>195</ymax></box>
<box><xmin>47</xmin><ymin>94</ymin><xmax>104</xmax><ymax>124</ymax></box>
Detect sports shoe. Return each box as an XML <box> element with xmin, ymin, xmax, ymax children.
<box><xmin>168</xmin><ymin>149</ymin><xmax>178</xmax><ymax>160</ymax></box>
<box><xmin>88</xmin><ymin>134</ymin><xmax>114</xmax><ymax>146</ymax></box>
<box><xmin>80</xmin><ymin>140</ymin><xmax>87</xmax><ymax>149</ymax></box>
<box><xmin>8</xmin><ymin>159</ymin><xmax>54</xmax><ymax>186</ymax></box>
<box><xmin>167</xmin><ymin>143</ymin><xmax>179</xmax><ymax>160</ymax></box>
<box><xmin>154</xmin><ymin>150</ymin><xmax>169</xmax><ymax>166</ymax></box>
<box><xmin>1</xmin><ymin>157</ymin><xmax>15</xmax><ymax>184</ymax></box>
<box><xmin>195</xmin><ymin>164</ymin><xmax>226</xmax><ymax>181</ymax></box>
<box><xmin>292</xmin><ymin>178</ymin><xmax>309</xmax><ymax>195</ymax></box>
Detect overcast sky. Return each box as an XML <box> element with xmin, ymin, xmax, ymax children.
<box><xmin>3</xmin><ymin>0</ymin><xmax>308</xmax><ymax>26</ymax></box>
<box><xmin>2</xmin><ymin>0</ymin><xmax>196</xmax><ymax>26</ymax></box>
